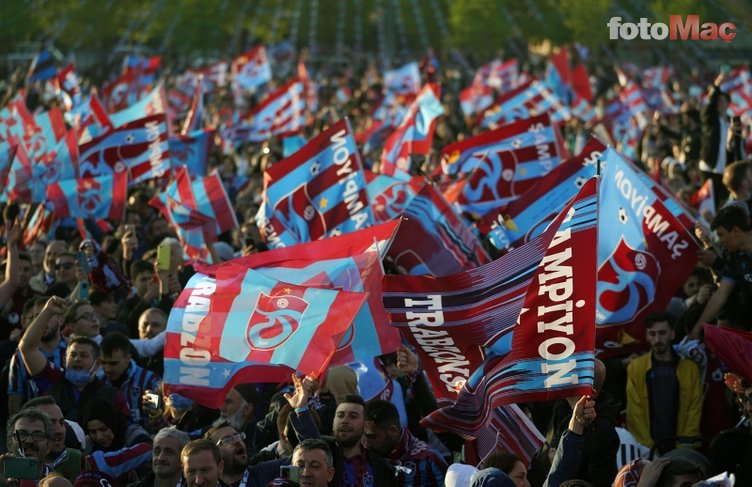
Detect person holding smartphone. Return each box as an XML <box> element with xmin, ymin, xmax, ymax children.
<box><xmin>3</xmin><ymin>408</ymin><xmax>54</xmax><ymax>482</ymax></box>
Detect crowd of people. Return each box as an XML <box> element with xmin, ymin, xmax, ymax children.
<box><xmin>0</xmin><ymin>36</ymin><xmax>752</xmax><ymax>487</ymax></box>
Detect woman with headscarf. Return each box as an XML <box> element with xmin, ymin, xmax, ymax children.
<box><xmin>80</xmin><ymin>398</ymin><xmax>152</xmax><ymax>482</ymax></box>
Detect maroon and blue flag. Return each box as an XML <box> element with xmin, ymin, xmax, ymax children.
<box><xmin>441</xmin><ymin>115</ymin><xmax>567</xmax><ymax>216</ymax></box>
<box><xmin>163</xmin><ymin>267</ymin><xmax>366</xmax><ymax>408</ymax></box>
<box><xmin>169</xmin><ymin>129</ymin><xmax>214</xmax><ymax>177</ymax></box>
<box><xmin>78</xmin><ymin>114</ymin><xmax>170</xmax><ymax>184</ymax></box>
<box><xmin>235</xmin><ymin>78</ymin><xmax>307</xmax><ymax>143</ymax></box>
<box><xmin>257</xmin><ymin>119</ymin><xmax>373</xmax><ymax>248</ymax></box>
<box><xmin>384</xmin><ymin>62</ymin><xmax>421</xmax><ymax>95</ymax></box>
<box><xmin>415</xmin><ymin>178</ymin><xmax>598</xmax><ymax>464</ymax></box>
<box><xmin>387</xmin><ymin>181</ymin><xmax>490</xmax><ymax>276</ymax></box>
<box><xmin>231</xmin><ymin>46</ymin><xmax>272</xmax><ymax>96</ymax></box>
<box><xmin>480</xmin><ymin>80</ymin><xmax>571</xmax><ymax>129</ymax></box>
<box><xmin>477</xmin><ymin>139</ymin><xmax>604</xmax><ymax>251</ymax></box>
<box><xmin>45</xmin><ymin>172</ymin><xmax>128</xmax><ymax>221</ymax></box>
<box><xmin>365</xmin><ymin>171</ymin><xmax>422</xmax><ymax>224</ymax></box>
<box><xmin>596</xmin><ymin>148</ymin><xmax>700</xmax><ymax>354</ymax></box>
<box><xmin>380</xmin><ymin>84</ymin><xmax>444</xmax><ymax>178</ymax></box>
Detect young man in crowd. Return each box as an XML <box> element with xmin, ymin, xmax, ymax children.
<box><xmin>7</xmin><ymin>296</ymin><xmax>63</xmax><ymax>416</ymax></box>
<box><xmin>100</xmin><ymin>332</ymin><xmax>161</xmax><ymax>426</ymax></box>
<box><xmin>627</xmin><ymin>312</ymin><xmax>702</xmax><ymax>453</ymax></box>
<box><xmin>364</xmin><ymin>399</ymin><xmax>447</xmax><ymax>486</ymax></box>
<box><xmin>286</xmin><ymin>375</ymin><xmax>397</xmax><ymax>486</ymax></box>
<box><xmin>19</xmin><ymin>296</ymin><xmax>129</xmax><ymax>422</ymax></box>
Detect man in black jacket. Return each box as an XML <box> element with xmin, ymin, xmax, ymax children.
<box><xmin>700</xmin><ymin>71</ymin><xmax>733</xmax><ymax>207</ymax></box>
<box><xmin>286</xmin><ymin>375</ymin><xmax>396</xmax><ymax>486</ymax></box>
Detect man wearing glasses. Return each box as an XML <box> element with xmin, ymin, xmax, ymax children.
<box><xmin>3</xmin><ymin>408</ymin><xmax>54</xmax><ymax>481</ymax></box>
<box><xmin>203</xmin><ymin>422</ymin><xmax>289</xmax><ymax>487</ymax></box>
<box><xmin>46</xmin><ymin>253</ymin><xmax>79</xmax><ymax>299</ymax></box>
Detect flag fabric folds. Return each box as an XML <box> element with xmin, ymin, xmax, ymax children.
<box><xmin>169</xmin><ymin>129</ymin><xmax>214</xmax><ymax>177</ymax></box>
<box><xmin>150</xmin><ymin>167</ymin><xmax>237</xmax><ymax>263</ymax></box>
<box><xmin>198</xmin><ymin>220</ymin><xmax>403</xmax><ymax>366</ymax></box>
<box><xmin>415</xmin><ymin>178</ymin><xmax>598</xmax><ymax>463</ymax></box>
<box><xmin>109</xmin><ymin>84</ymin><xmax>168</xmax><ymax>128</ymax></box>
<box><xmin>451</xmin><ymin>115</ymin><xmax>567</xmax><ymax>216</ymax></box>
<box><xmin>441</xmin><ymin>114</ymin><xmax>564</xmax><ymax>177</ymax></box>
<box><xmin>703</xmin><ymin>324</ymin><xmax>752</xmax><ymax>385</ymax></box>
<box><xmin>163</xmin><ymin>269</ymin><xmax>366</xmax><ymax>408</ymax></box>
<box><xmin>387</xmin><ymin>181</ymin><xmax>490</xmax><ymax>276</ymax></box>
<box><xmin>380</xmin><ymin>84</ymin><xmax>444</xmax><ymax>178</ymax></box>
<box><xmin>365</xmin><ymin>172</ymin><xmax>421</xmax><ymax>224</ymax></box>
<box><xmin>235</xmin><ymin>78</ymin><xmax>307</xmax><ymax>143</ymax></box>
<box><xmin>384</xmin><ymin>62</ymin><xmax>421</xmax><ymax>95</ymax></box>
<box><xmin>478</xmin><ymin>139</ymin><xmax>604</xmax><ymax>251</ymax></box>
<box><xmin>181</xmin><ymin>76</ymin><xmax>204</xmax><ymax>135</ymax></box>
<box><xmin>473</xmin><ymin>59</ymin><xmax>518</xmax><ymax>92</ymax></box>
<box><xmin>596</xmin><ymin>148</ymin><xmax>700</xmax><ymax>353</ymax></box>
<box><xmin>257</xmin><ymin>119</ymin><xmax>374</xmax><ymax>248</ymax></box>
<box><xmin>164</xmin><ymin>223</ymin><xmax>402</xmax><ymax>407</ymax></box>
<box><xmin>231</xmin><ymin>46</ymin><xmax>272</xmax><ymax>95</ymax></box>
<box><xmin>193</xmin><ymin>171</ymin><xmax>238</xmax><ymax>236</ymax></box>
<box><xmin>78</xmin><ymin>114</ymin><xmax>171</xmax><ymax>184</ymax></box>
<box><xmin>480</xmin><ymin>80</ymin><xmax>571</xmax><ymax>129</ymax></box>
<box><xmin>45</xmin><ymin>172</ymin><xmax>128</xmax><ymax>221</ymax></box>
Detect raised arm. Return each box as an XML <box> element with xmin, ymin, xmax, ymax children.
<box><xmin>130</xmin><ymin>330</ymin><xmax>166</xmax><ymax>357</ymax></box>
<box><xmin>285</xmin><ymin>374</ymin><xmax>323</xmax><ymax>441</ymax></box>
<box><xmin>688</xmin><ymin>279</ymin><xmax>734</xmax><ymax>340</ymax></box>
<box><xmin>19</xmin><ymin>296</ymin><xmax>67</xmax><ymax>375</ymax></box>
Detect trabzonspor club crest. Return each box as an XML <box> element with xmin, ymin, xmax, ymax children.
<box><xmin>597</xmin><ymin>237</ymin><xmax>660</xmax><ymax>326</ymax></box>
<box><xmin>246</xmin><ymin>291</ymin><xmax>309</xmax><ymax>350</ymax></box>
<box><xmin>76</xmin><ymin>179</ymin><xmax>105</xmax><ymax>215</ymax></box>
<box><xmin>373</xmin><ymin>182</ymin><xmax>411</xmax><ymax>222</ymax></box>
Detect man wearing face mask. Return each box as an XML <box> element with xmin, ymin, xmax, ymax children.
<box><xmin>19</xmin><ymin>296</ymin><xmax>130</xmax><ymax>423</ymax></box>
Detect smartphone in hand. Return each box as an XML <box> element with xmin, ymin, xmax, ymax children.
<box><xmin>156</xmin><ymin>243</ymin><xmax>172</xmax><ymax>272</ymax></box>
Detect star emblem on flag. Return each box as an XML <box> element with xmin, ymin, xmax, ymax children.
<box><xmin>222</xmin><ymin>369</ymin><xmax>231</xmax><ymax>378</ymax></box>
<box><xmin>319</xmin><ymin>197</ymin><xmax>328</xmax><ymax>209</ymax></box>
